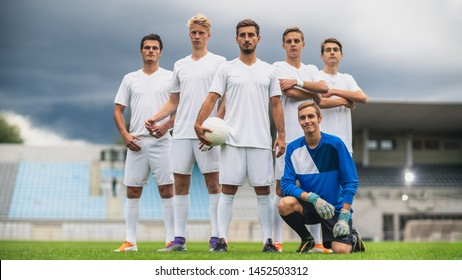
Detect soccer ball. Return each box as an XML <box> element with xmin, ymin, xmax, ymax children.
<box><xmin>202</xmin><ymin>117</ymin><xmax>229</xmax><ymax>146</ymax></box>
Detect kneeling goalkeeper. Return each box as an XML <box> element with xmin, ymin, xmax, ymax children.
<box><xmin>279</xmin><ymin>101</ymin><xmax>365</xmax><ymax>254</ymax></box>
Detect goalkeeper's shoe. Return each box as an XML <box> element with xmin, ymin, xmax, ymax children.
<box><xmin>273</xmin><ymin>241</ymin><xmax>283</xmax><ymax>252</ymax></box>
<box><xmin>114</xmin><ymin>241</ymin><xmax>137</xmax><ymax>252</ymax></box>
<box><xmin>310</xmin><ymin>243</ymin><xmax>333</xmax><ymax>254</ymax></box>
<box><xmin>296</xmin><ymin>236</ymin><xmax>315</xmax><ymax>253</ymax></box>
<box><xmin>263</xmin><ymin>238</ymin><xmax>280</xmax><ymax>253</ymax></box>
<box><xmin>352</xmin><ymin>229</ymin><xmax>366</xmax><ymax>253</ymax></box>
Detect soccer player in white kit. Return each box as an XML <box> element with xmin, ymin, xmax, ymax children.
<box><xmin>318</xmin><ymin>38</ymin><xmax>367</xmax><ymax>154</ymax></box>
<box><xmin>145</xmin><ymin>14</ymin><xmax>226</xmax><ymax>251</ymax></box>
<box><xmin>113</xmin><ymin>34</ymin><xmax>175</xmax><ymax>252</ymax></box>
<box><xmin>195</xmin><ymin>19</ymin><xmax>286</xmax><ymax>253</ymax></box>
<box><xmin>272</xmin><ymin>27</ymin><xmax>329</xmax><ymax>253</ymax></box>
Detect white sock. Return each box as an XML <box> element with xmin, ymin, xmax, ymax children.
<box><xmin>174</xmin><ymin>194</ymin><xmax>190</xmax><ymax>238</ymax></box>
<box><xmin>162</xmin><ymin>197</ymin><xmax>174</xmax><ymax>244</ymax></box>
<box><xmin>310</xmin><ymin>223</ymin><xmax>323</xmax><ymax>244</ymax></box>
<box><xmin>125</xmin><ymin>198</ymin><xmax>140</xmax><ymax>245</ymax></box>
<box><xmin>272</xmin><ymin>195</ymin><xmax>283</xmax><ymax>243</ymax></box>
<box><xmin>208</xmin><ymin>193</ymin><xmax>221</xmax><ymax>238</ymax></box>
<box><xmin>257</xmin><ymin>194</ymin><xmax>272</xmax><ymax>244</ymax></box>
<box><xmin>217</xmin><ymin>193</ymin><xmax>235</xmax><ymax>241</ymax></box>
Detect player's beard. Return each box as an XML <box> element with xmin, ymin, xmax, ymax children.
<box><xmin>240</xmin><ymin>45</ymin><xmax>256</xmax><ymax>54</ymax></box>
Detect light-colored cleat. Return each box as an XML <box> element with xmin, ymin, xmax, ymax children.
<box><xmin>156</xmin><ymin>242</ymin><xmax>187</xmax><ymax>252</ymax></box>
<box><xmin>310</xmin><ymin>243</ymin><xmax>333</xmax><ymax>254</ymax></box>
<box><xmin>273</xmin><ymin>241</ymin><xmax>283</xmax><ymax>253</ymax></box>
<box><xmin>114</xmin><ymin>241</ymin><xmax>138</xmax><ymax>252</ymax></box>
<box><xmin>156</xmin><ymin>241</ymin><xmax>173</xmax><ymax>252</ymax></box>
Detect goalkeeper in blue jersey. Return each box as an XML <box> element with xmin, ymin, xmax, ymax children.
<box><xmin>279</xmin><ymin>101</ymin><xmax>365</xmax><ymax>254</ymax></box>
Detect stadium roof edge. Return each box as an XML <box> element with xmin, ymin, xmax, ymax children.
<box><xmin>352</xmin><ymin>101</ymin><xmax>462</xmax><ymax>135</ymax></box>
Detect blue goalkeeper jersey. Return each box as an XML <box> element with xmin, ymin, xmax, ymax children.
<box><xmin>281</xmin><ymin>132</ymin><xmax>358</xmax><ymax>212</ymax></box>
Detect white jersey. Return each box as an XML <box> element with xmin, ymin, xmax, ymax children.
<box><xmin>318</xmin><ymin>70</ymin><xmax>362</xmax><ymax>153</ymax></box>
<box><xmin>273</xmin><ymin>61</ymin><xmax>323</xmax><ymax>143</ymax></box>
<box><xmin>171</xmin><ymin>52</ymin><xmax>226</xmax><ymax>139</ymax></box>
<box><xmin>114</xmin><ymin>68</ymin><xmax>173</xmax><ymax>138</ymax></box>
<box><xmin>210</xmin><ymin>58</ymin><xmax>282</xmax><ymax>150</ymax></box>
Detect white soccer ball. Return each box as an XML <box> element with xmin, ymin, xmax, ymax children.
<box><xmin>202</xmin><ymin>117</ymin><xmax>229</xmax><ymax>146</ymax></box>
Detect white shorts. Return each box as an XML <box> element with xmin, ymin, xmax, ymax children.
<box><xmin>123</xmin><ymin>136</ymin><xmax>173</xmax><ymax>187</ymax></box>
<box><xmin>274</xmin><ymin>151</ymin><xmax>286</xmax><ymax>180</ymax></box>
<box><xmin>220</xmin><ymin>145</ymin><xmax>274</xmax><ymax>187</ymax></box>
<box><xmin>170</xmin><ymin>139</ymin><xmax>219</xmax><ymax>175</ymax></box>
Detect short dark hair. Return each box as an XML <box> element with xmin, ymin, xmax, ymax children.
<box><xmin>321</xmin><ymin>38</ymin><xmax>342</xmax><ymax>54</ymax></box>
<box><xmin>236</xmin><ymin>19</ymin><xmax>260</xmax><ymax>36</ymax></box>
<box><xmin>282</xmin><ymin>27</ymin><xmax>304</xmax><ymax>42</ymax></box>
<box><xmin>140</xmin><ymin>33</ymin><xmax>163</xmax><ymax>51</ymax></box>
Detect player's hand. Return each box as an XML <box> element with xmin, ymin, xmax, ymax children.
<box><xmin>322</xmin><ymin>88</ymin><xmax>336</xmax><ymax>98</ymax></box>
<box><xmin>198</xmin><ymin>141</ymin><xmax>212</xmax><ymax>152</ymax></box>
<box><xmin>278</xmin><ymin>78</ymin><xmax>297</xmax><ymax>91</ymax></box>
<box><xmin>144</xmin><ymin>118</ymin><xmax>156</xmax><ymax>134</ymax></box>
<box><xmin>125</xmin><ymin>135</ymin><xmax>141</xmax><ymax>152</ymax></box>
<box><xmin>307</xmin><ymin>192</ymin><xmax>335</xmax><ymax>219</ymax></box>
<box><xmin>333</xmin><ymin>209</ymin><xmax>351</xmax><ymax>237</ymax></box>
<box><xmin>194</xmin><ymin>123</ymin><xmax>213</xmax><ymax>147</ymax></box>
<box><xmin>150</xmin><ymin>123</ymin><xmax>169</xmax><ymax>138</ymax></box>
<box><xmin>273</xmin><ymin>135</ymin><xmax>286</xmax><ymax>158</ymax></box>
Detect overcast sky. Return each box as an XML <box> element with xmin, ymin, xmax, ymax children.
<box><xmin>1</xmin><ymin>0</ymin><xmax>461</xmax><ymax>144</ymax></box>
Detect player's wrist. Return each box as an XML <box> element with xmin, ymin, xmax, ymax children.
<box><xmin>339</xmin><ymin>208</ymin><xmax>350</xmax><ymax>222</ymax></box>
<box><xmin>306</xmin><ymin>192</ymin><xmax>319</xmax><ymax>204</ymax></box>
<box><xmin>297</xmin><ymin>79</ymin><xmax>304</xmax><ymax>88</ymax></box>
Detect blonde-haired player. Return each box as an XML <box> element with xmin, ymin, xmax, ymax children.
<box><xmin>145</xmin><ymin>14</ymin><xmax>226</xmax><ymax>251</ymax></box>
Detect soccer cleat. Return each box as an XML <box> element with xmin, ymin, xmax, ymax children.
<box><xmin>310</xmin><ymin>243</ymin><xmax>333</xmax><ymax>254</ymax></box>
<box><xmin>263</xmin><ymin>238</ymin><xmax>281</xmax><ymax>253</ymax></box>
<box><xmin>155</xmin><ymin>241</ymin><xmax>173</xmax><ymax>252</ymax></box>
<box><xmin>114</xmin><ymin>241</ymin><xmax>137</xmax><ymax>252</ymax></box>
<box><xmin>209</xmin><ymin>237</ymin><xmax>219</xmax><ymax>252</ymax></box>
<box><xmin>156</xmin><ymin>237</ymin><xmax>187</xmax><ymax>252</ymax></box>
<box><xmin>273</xmin><ymin>241</ymin><xmax>283</xmax><ymax>253</ymax></box>
<box><xmin>296</xmin><ymin>236</ymin><xmax>315</xmax><ymax>253</ymax></box>
<box><xmin>352</xmin><ymin>229</ymin><xmax>366</xmax><ymax>253</ymax></box>
<box><xmin>212</xmin><ymin>238</ymin><xmax>228</xmax><ymax>252</ymax></box>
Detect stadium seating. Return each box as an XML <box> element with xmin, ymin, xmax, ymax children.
<box><xmin>356</xmin><ymin>164</ymin><xmax>462</xmax><ymax>188</ymax></box>
<box><xmin>8</xmin><ymin>161</ymin><xmax>106</xmax><ymax>220</ymax></box>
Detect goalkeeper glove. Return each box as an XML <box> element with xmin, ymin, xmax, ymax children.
<box><xmin>333</xmin><ymin>208</ymin><xmax>351</xmax><ymax>237</ymax></box>
<box><xmin>306</xmin><ymin>192</ymin><xmax>335</xmax><ymax>220</ymax></box>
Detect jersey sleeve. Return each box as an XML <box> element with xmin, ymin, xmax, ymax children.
<box><xmin>269</xmin><ymin>66</ymin><xmax>283</xmax><ymax>98</ymax></box>
<box><xmin>171</xmin><ymin>63</ymin><xmax>181</xmax><ymax>93</ymax></box>
<box><xmin>208</xmin><ymin>63</ymin><xmax>227</xmax><ymax>96</ymax></box>
<box><xmin>345</xmin><ymin>74</ymin><xmax>361</xmax><ymax>92</ymax></box>
<box><xmin>114</xmin><ymin>75</ymin><xmax>130</xmax><ymax>106</ymax></box>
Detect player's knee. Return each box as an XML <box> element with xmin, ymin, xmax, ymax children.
<box><xmin>278</xmin><ymin>197</ymin><xmax>296</xmax><ymax>215</ymax></box>
<box><xmin>158</xmin><ymin>184</ymin><xmax>174</xmax><ymax>198</ymax></box>
<box><xmin>331</xmin><ymin>242</ymin><xmax>352</xmax><ymax>254</ymax></box>
<box><xmin>126</xmin><ymin>187</ymin><xmax>142</xmax><ymax>199</ymax></box>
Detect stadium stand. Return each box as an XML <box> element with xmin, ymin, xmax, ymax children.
<box><xmin>0</xmin><ymin>162</ymin><xmax>17</xmax><ymax>218</ymax></box>
<box><xmin>8</xmin><ymin>161</ymin><xmax>106</xmax><ymax>220</ymax></box>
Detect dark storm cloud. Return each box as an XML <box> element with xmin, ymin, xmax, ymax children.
<box><xmin>1</xmin><ymin>0</ymin><xmax>461</xmax><ymax>144</ymax></box>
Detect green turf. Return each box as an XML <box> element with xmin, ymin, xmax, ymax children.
<box><xmin>1</xmin><ymin>241</ymin><xmax>461</xmax><ymax>260</ymax></box>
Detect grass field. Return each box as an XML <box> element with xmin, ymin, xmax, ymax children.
<box><xmin>1</xmin><ymin>240</ymin><xmax>461</xmax><ymax>260</ymax></box>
